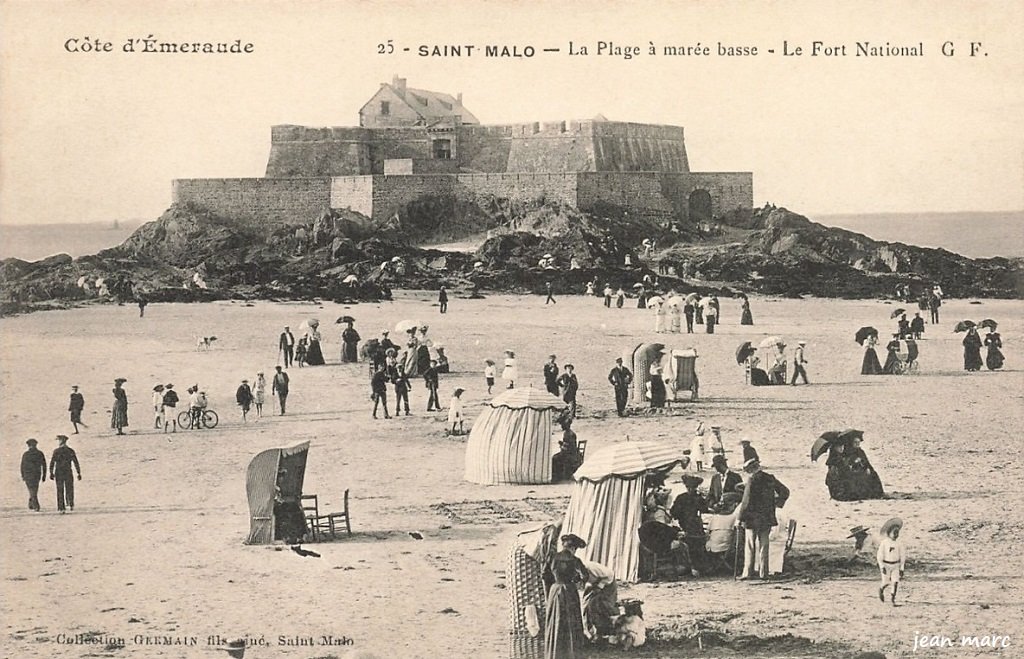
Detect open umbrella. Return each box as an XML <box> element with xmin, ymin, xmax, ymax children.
<box><xmin>855</xmin><ymin>326</ymin><xmax>878</xmax><ymax>345</ymax></box>
<box><xmin>953</xmin><ymin>320</ymin><xmax>977</xmax><ymax>333</ymax></box>
<box><xmin>307</xmin><ymin>318</ymin><xmax>320</xmax><ymax>329</ymax></box>
<box><xmin>979</xmin><ymin>319</ymin><xmax>998</xmax><ymax>331</ymax></box>
<box><xmin>735</xmin><ymin>341</ymin><xmax>755</xmax><ymax>365</ymax></box>
<box><xmin>632</xmin><ymin>282</ymin><xmax>645</xmax><ymax>289</ymax></box>
<box><xmin>665</xmin><ymin>296</ymin><xmax>683</xmax><ymax>308</ymax></box>
<box><xmin>335</xmin><ymin>315</ymin><xmax>356</xmax><ymax>324</ymax></box>
<box><xmin>647</xmin><ymin>295</ymin><xmax>665</xmax><ymax>307</ymax></box>
<box><xmin>395</xmin><ymin>319</ymin><xmax>423</xmax><ymax>333</ymax></box>
<box><xmin>685</xmin><ymin>292</ymin><xmax>700</xmax><ymax>304</ymax></box>
<box><xmin>890</xmin><ymin>308</ymin><xmax>907</xmax><ymax>319</ymax></box>
<box><xmin>810</xmin><ymin>437</ymin><xmax>832</xmax><ymax>462</ymax></box>
<box><xmin>574</xmin><ymin>442</ymin><xmax>686</xmax><ymax>482</ymax></box>
<box><xmin>343</xmin><ymin>274</ymin><xmax>359</xmax><ymax>284</ymax></box>
<box><xmin>758</xmin><ymin>336</ymin><xmax>784</xmax><ymax>350</ymax></box>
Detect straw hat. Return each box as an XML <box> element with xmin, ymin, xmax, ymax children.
<box><xmin>880</xmin><ymin>518</ymin><xmax>903</xmax><ymax>536</ymax></box>
<box><xmin>560</xmin><ymin>533</ymin><xmax>587</xmax><ymax>549</ymax></box>
<box><xmin>742</xmin><ymin>458</ymin><xmax>760</xmax><ymax>471</ymax></box>
<box><xmin>847</xmin><ymin>525</ymin><xmax>870</xmax><ymax>539</ymax></box>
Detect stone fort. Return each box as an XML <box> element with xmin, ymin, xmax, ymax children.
<box><xmin>172</xmin><ymin>76</ymin><xmax>753</xmax><ymax>227</ymax></box>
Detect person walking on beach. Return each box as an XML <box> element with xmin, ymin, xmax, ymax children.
<box><xmin>911</xmin><ymin>313</ymin><xmax>925</xmax><ymax>340</ymax></box>
<box><xmin>424</xmin><ymin>359</ymin><xmax>441</xmax><ymax>411</ymax></box>
<box><xmin>544</xmin><ymin>355</ymin><xmax>560</xmax><ymax>397</ymax></box>
<box><xmin>21</xmin><ymin>439</ymin><xmax>46</xmax><ymax>511</ymax></box>
<box><xmin>790</xmin><ymin>341</ymin><xmax>809</xmax><ymax>385</ymax></box>
<box><xmin>484</xmin><ymin>359</ymin><xmax>496</xmax><ymax>395</ymax></box>
<box><xmin>393</xmin><ymin>363</ymin><xmax>411</xmax><ymax>416</ymax></box>
<box><xmin>236</xmin><ymin>379</ymin><xmax>254</xmax><ymax>423</ymax></box>
<box><xmin>279</xmin><ymin>326</ymin><xmax>296</xmax><ymax>367</ymax></box>
<box><xmin>50</xmin><ymin>435</ymin><xmax>81</xmax><ymax>514</ymax></box>
<box><xmin>683</xmin><ymin>300</ymin><xmax>695</xmax><ymax>333</ymax></box>
<box><xmin>877</xmin><ymin>518</ymin><xmax>907</xmax><ymax>606</ymax></box>
<box><xmin>272</xmin><ymin>366</ymin><xmax>289</xmax><ymax>415</ymax></box>
<box><xmin>252</xmin><ymin>372</ymin><xmax>266</xmax><ymax>418</ymax></box>
<box><xmin>438</xmin><ymin>286</ymin><xmax>448</xmax><ymax>314</ymax></box>
<box><xmin>447</xmin><ymin>388</ymin><xmax>465</xmax><ymax>435</ymax></box>
<box><xmin>558</xmin><ymin>364</ymin><xmax>579</xmax><ymax>419</ymax></box>
<box><xmin>370</xmin><ymin>365</ymin><xmax>391</xmax><ymax>419</ymax></box>
<box><xmin>608</xmin><ymin>357</ymin><xmax>633</xmax><ymax>417</ymax></box>
<box><xmin>69</xmin><ymin>385</ymin><xmax>86</xmax><ymax>434</ymax></box>
<box><xmin>137</xmin><ymin>298</ymin><xmax>148</xmax><ymax>317</ymax></box>
<box><xmin>615</xmin><ymin>287</ymin><xmax>626</xmax><ymax>309</ymax></box>
<box><xmin>161</xmin><ymin>384</ymin><xmax>179</xmax><ymax>432</ymax></box>
<box><xmin>111</xmin><ymin>378</ymin><xmax>129</xmax><ymax>436</ymax></box>
<box><xmin>603</xmin><ymin>283</ymin><xmax>613</xmax><ymax>308</ymax></box>
<box><xmin>545</xmin><ymin>281</ymin><xmax>557</xmax><ymax>305</ymax></box>
<box><xmin>737</xmin><ymin>458</ymin><xmax>789</xmax><ymax>580</ymax></box>
<box><xmin>502</xmin><ymin>350</ymin><xmax>517</xmax><ymax>389</ymax></box>
<box><xmin>928</xmin><ymin>294</ymin><xmax>941</xmax><ymax>324</ymax></box>
<box><xmin>152</xmin><ymin>384</ymin><xmax>165</xmax><ymax>429</ymax></box>
<box><xmin>341</xmin><ymin>321</ymin><xmax>361</xmax><ymax>363</ymax></box>
<box><xmin>705</xmin><ymin>300</ymin><xmax>718</xmax><ymax>334</ymax></box>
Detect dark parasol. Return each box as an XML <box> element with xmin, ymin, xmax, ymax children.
<box><xmin>855</xmin><ymin>326</ymin><xmax>878</xmax><ymax>345</ymax></box>
<box><xmin>735</xmin><ymin>341</ymin><xmax>756</xmax><ymax>365</ymax></box>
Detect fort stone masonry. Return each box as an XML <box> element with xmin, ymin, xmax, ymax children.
<box><xmin>172</xmin><ymin>76</ymin><xmax>753</xmax><ymax>227</ymax></box>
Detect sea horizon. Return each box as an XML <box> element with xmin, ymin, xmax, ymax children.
<box><xmin>0</xmin><ymin>210</ymin><xmax>1021</xmax><ymax>262</ymax></box>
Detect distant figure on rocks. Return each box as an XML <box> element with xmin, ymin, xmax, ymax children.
<box><xmin>21</xmin><ymin>439</ymin><xmax>46</xmax><ymax>512</ymax></box>
<box><xmin>69</xmin><ymin>385</ymin><xmax>86</xmax><ymax>434</ymax></box>
<box><xmin>111</xmin><ymin>378</ymin><xmax>128</xmax><ymax>436</ymax></box>
<box><xmin>279</xmin><ymin>326</ymin><xmax>296</xmax><ymax>367</ymax></box>
<box><xmin>272</xmin><ymin>366</ymin><xmax>289</xmax><ymax>415</ymax></box>
<box><xmin>544</xmin><ymin>355</ymin><xmax>560</xmax><ymax>397</ymax></box>
<box><xmin>341</xmin><ymin>321</ymin><xmax>361</xmax><ymax>363</ymax></box>
<box><xmin>236</xmin><ymin>379</ymin><xmax>254</xmax><ymax>423</ymax></box>
<box><xmin>438</xmin><ymin>286</ymin><xmax>449</xmax><ymax>314</ymax></box>
<box><xmin>50</xmin><ymin>434</ymin><xmax>81</xmax><ymax>514</ymax></box>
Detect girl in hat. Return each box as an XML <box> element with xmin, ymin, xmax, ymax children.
<box><xmin>483</xmin><ymin>359</ymin><xmax>496</xmax><ymax>395</ymax></box>
<box><xmin>503</xmin><ymin>350</ymin><xmax>517</xmax><ymax>389</ymax></box>
<box><xmin>447</xmin><ymin>388</ymin><xmax>465</xmax><ymax>436</ymax></box>
<box><xmin>877</xmin><ymin>518</ymin><xmax>906</xmax><ymax>605</ymax></box>
<box><xmin>690</xmin><ymin>423</ymin><xmax>706</xmax><ymax>471</ymax></box>
<box><xmin>152</xmin><ymin>384</ymin><xmax>165</xmax><ymax>429</ymax></box>
<box><xmin>111</xmin><ymin>379</ymin><xmax>129</xmax><ymax>436</ymax></box>
<box><xmin>252</xmin><ymin>372</ymin><xmax>266</xmax><ymax>418</ymax></box>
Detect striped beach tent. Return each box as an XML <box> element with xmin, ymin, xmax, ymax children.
<box><xmin>464</xmin><ymin>386</ymin><xmax>567</xmax><ymax>485</ymax></box>
<box><xmin>563</xmin><ymin>442</ymin><xmax>686</xmax><ymax>582</ymax></box>
<box><xmin>244</xmin><ymin>441</ymin><xmax>309</xmax><ymax>544</ymax></box>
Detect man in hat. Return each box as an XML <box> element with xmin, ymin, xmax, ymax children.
<box><xmin>707</xmin><ymin>454</ymin><xmax>742</xmax><ymax>510</ymax></box>
<box><xmin>608</xmin><ymin>357</ymin><xmax>633</xmax><ymax>416</ymax></box>
<box><xmin>670</xmin><ymin>475</ymin><xmax>709</xmax><ymax>572</ymax></box>
<box><xmin>68</xmin><ymin>385</ymin><xmax>86</xmax><ymax>434</ymax></box>
<box><xmin>50</xmin><ymin>435</ymin><xmax>82</xmax><ymax>513</ymax></box>
<box><xmin>393</xmin><ymin>362</ymin><xmax>411</xmax><ymax>416</ymax></box>
<box><xmin>380</xmin><ymin>329</ymin><xmax>397</xmax><ymax>355</ymax></box>
<box><xmin>790</xmin><ymin>340</ymin><xmax>809</xmax><ymax>385</ymax></box>
<box><xmin>279</xmin><ymin>326</ymin><xmax>296</xmax><ymax>367</ymax></box>
<box><xmin>739</xmin><ymin>438</ymin><xmax>759</xmax><ymax>464</ymax></box>
<box><xmin>423</xmin><ymin>359</ymin><xmax>441</xmax><ymax>411</ymax></box>
<box><xmin>543</xmin><ymin>355</ymin><xmax>560</xmax><ymax>397</ymax></box>
<box><xmin>161</xmin><ymin>384</ymin><xmax>179</xmax><ymax>432</ymax></box>
<box><xmin>21</xmin><ymin>439</ymin><xmax>47</xmax><ymax>511</ymax></box>
<box><xmin>236</xmin><ymin>378</ymin><xmax>254</xmax><ymax>422</ymax></box>
<box><xmin>558</xmin><ymin>364</ymin><xmax>579</xmax><ymax>419</ymax></box>
<box><xmin>736</xmin><ymin>459</ymin><xmax>789</xmax><ymax>580</ymax></box>
<box><xmin>370</xmin><ymin>364</ymin><xmax>391</xmax><ymax>420</ymax></box>
<box><xmin>847</xmin><ymin>525</ymin><xmax>872</xmax><ymax>561</ymax></box>
<box><xmin>272</xmin><ymin>366</ymin><xmax>290</xmax><ymax>415</ymax></box>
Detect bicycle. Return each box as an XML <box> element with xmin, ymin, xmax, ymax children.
<box><xmin>177</xmin><ymin>408</ymin><xmax>219</xmax><ymax>429</ymax></box>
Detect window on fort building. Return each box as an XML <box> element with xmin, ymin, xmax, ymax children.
<box><xmin>380</xmin><ymin>101</ymin><xmax>390</xmax><ymax>116</ymax></box>
<box><xmin>432</xmin><ymin>139</ymin><xmax>452</xmax><ymax>160</ymax></box>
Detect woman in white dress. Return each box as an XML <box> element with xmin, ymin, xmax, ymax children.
<box><xmin>503</xmin><ymin>350</ymin><xmax>518</xmax><ymax>389</ymax></box>
<box><xmin>690</xmin><ymin>422</ymin><xmax>707</xmax><ymax>471</ymax></box>
<box><xmin>653</xmin><ymin>299</ymin><xmax>666</xmax><ymax>333</ymax></box>
<box><xmin>252</xmin><ymin>372</ymin><xmax>266</xmax><ymax>418</ymax></box>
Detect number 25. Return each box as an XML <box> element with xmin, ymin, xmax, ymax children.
<box><xmin>378</xmin><ymin>40</ymin><xmax>394</xmax><ymax>54</ymax></box>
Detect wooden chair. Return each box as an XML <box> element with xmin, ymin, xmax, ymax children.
<box><xmin>320</xmin><ymin>489</ymin><xmax>353</xmax><ymax>539</ymax></box>
<box><xmin>300</xmin><ymin>494</ymin><xmax>321</xmax><ymax>542</ymax></box>
<box><xmin>577</xmin><ymin>440</ymin><xmax>588</xmax><ymax>463</ymax></box>
<box><xmin>784</xmin><ymin>518</ymin><xmax>797</xmax><ymax>554</ymax></box>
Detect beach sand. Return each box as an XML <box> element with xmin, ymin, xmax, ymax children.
<box><xmin>2</xmin><ymin>293</ymin><xmax>1022</xmax><ymax>658</ymax></box>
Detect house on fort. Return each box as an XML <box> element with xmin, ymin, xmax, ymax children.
<box><xmin>172</xmin><ymin>76</ymin><xmax>752</xmax><ymax>228</ymax></box>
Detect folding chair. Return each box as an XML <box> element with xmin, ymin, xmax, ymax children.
<box><xmin>577</xmin><ymin>440</ymin><xmax>588</xmax><ymax>463</ymax></box>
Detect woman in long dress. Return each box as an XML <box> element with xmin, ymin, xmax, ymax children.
<box><xmin>881</xmin><ymin>337</ymin><xmax>901</xmax><ymax>374</ymax></box>
<box><xmin>111</xmin><ymin>378</ymin><xmax>129</xmax><ymax>435</ymax></box>
<box><xmin>503</xmin><ymin>350</ymin><xmax>518</xmax><ymax>389</ymax></box>
<box><xmin>649</xmin><ymin>360</ymin><xmax>667</xmax><ymax>408</ymax></box>
<box><xmin>740</xmin><ymin>298</ymin><xmax>754</xmax><ymax>325</ymax></box>
<box><xmin>984</xmin><ymin>331</ymin><xmax>1004</xmax><ymax>370</ymax></box>
<box><xmin>403</xmin><ymin>330</ymin><xmax>420</xmax><ymax>377</ymax></box>
<box><xmin>304</xmin><ymin>328</ymin><xmax>326</xmax><ymax>365</ymax></box>
<box><xmin>544</xmin><ymin>534</ymin><xmax>590</xmax><ymax>659</ymax></box>
<box><xmin>341</xmin><ymin>322</ymin><xmax>360</xmax><ymax>363</ymax></box>
<box><xmin>861</xmin><ymin>335</ymin><xmax>883</xmax><ymax>375</ymax></box>
<box><xmin>416</xmin><ymin>326</ymin><xmax>433</xmax><ymax>374</ymax></box>
<box><xmin>963</xmin><ymin>327</ymin><xmax>983</xmax><ymax>371</ymax></box>
<box><xmin>653</xmin><ymin>300</ymin><xmax>666</xmax><ymax>333</ymax></box>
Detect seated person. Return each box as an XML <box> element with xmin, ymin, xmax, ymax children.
<box><xmin>580</xmin><ymin>560</ymin><xmax>618</xmax><ymax>640</ymax></box>
<box><xmin>637</xmin><ymin>517</ymin><xmax>697</xmax><ymax>579</ymax></box>
<box><xmin>272</xmin><ymin>484</ymin><xmax>308</xmax><ymax>544</ymax></box>
<box><xmin>669</xmin><ymin>476</ymin><xmax>709</xmax><ymax>574</ymax></box>
<box><xmin>768</xmin><ymin>350</ymin><xmax>787</xmax><ymax>385</ymax></box>
<box><xmin>642</xmin><ymin>487</ymin><xmax>674</xmax><ymax>525</ymax></box>
<box><xmin>551</xmin><ymin>416</ymin><xmax>582</xmax><ymax>482</ymax></box>
<box><xmin>749</xmin><ymin>356</ymin><xmax>770</xmax><ymax>386</ymax></box>
<box><xmin>705</xmin><ymin>492</ymin><xmax>743</xmax><ymax>572</ymax></box>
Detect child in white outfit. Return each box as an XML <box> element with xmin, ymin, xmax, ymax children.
<box><xmin>448</xmin><ymin>388</ymin><xmax>466</xmax><ymax>435</ymax></box>
<box><xmin>484</xmin><ymin>360</ymin><xmax>496</xmax><ymax>395</ymax></box>
<box><xmin>877</xmin><ymin>518</ymin><xmax>907</xmax><ymax>605</ymax></box>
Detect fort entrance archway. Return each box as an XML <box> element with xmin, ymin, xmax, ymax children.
<box><xmin>688</xmin><ymin>189</ymin><xmax>712</xmax><ymax>223</ymax></box>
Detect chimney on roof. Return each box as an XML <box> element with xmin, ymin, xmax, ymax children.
<box><xmin>457</xmin><ymin>92</ymin><xmax>463</xmax><ymax>105</ymax></box>
<box><xmin>392</xmin><ymin>75</ymin><xmax>407</xmax><ymax>99</ymax></box>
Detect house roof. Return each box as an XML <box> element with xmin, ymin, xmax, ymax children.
<box><xmin>364</xmin><ymin>82</ymin><xmax>480</xmax><ymax>125</ymax></box>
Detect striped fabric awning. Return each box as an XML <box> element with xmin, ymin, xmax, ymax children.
<box><xmin>574</xmin><ymin>442</ymin><xmax>686</xmax><ymax>482</ymax></box>
<box><xmin>489</xmin><ymin>386</ymin><xmax>567</xmax><ymax>411</ymax></box>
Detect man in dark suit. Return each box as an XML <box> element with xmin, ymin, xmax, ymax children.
<box><xmin>543</xmin><ymin>355</ymin><xmax>560</xmax><ymax>397</ymax></box>
<box><xmin>50</xmin><ymin>434</ymin><xmax>81</xmax><ymax>513</ymax></box>
<box><xmin>423</xmin><ymin>360</ymin><xmax>440</xmax><ymax>411</ymax></box>
<box><xmin>272</xmin><ymin>366</ymin><xmax>290</xmax><ymax>415</ymax></box>
<box><xmin>706</xmin><ymin>454</ymin><xmax>742</xmax><ymax>510</ymax></box>
<box><xmin>607</xmin><ymin>358</ymin><xmax>633</xmax><ymax>416</ymax></box>
<box><xmin>279</xmin><ymin>326</ymin><xmax>296</xmax><ymax>367</ymax></box>
<box><xmin>737</xmin><ymin>459</ymin><xmax>790</xmax><ymax>580</ymax></box>
<box><xmin>21</xmin><ymin>439</ymin><xmax>46</xmax><ymax>511</ymax></box>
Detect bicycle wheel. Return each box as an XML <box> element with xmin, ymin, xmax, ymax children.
<box><xmin>202</xmin><ymin>410</ymin><xmax>219</xmax><ymax>429</ymax></box>
<box><xmin>177</xmin><ymin>410</ymin><xmax>192</xmax><ymax>428</ymax></box>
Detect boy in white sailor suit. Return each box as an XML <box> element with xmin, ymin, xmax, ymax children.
<box><xmin>877</xmin><ymin>517</ymin><xmax>907</xmax><ymax>605</ymax></box>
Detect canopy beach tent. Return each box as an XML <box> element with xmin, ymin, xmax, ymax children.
<box><xmin>464</xmin><ymin>387</ymin><xmax>567</xmax><ymax>485</ymax></box>
<box><xmin>245</xmin><ymin>441</ymin><xmax>309</xmax><ymax>544</ymax></box>
<box><xmin>563</xmin><ymin>442</ymin><xmax>687</xmax><ymax>582</ymax></box>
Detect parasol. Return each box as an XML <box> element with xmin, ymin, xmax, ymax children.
<box><xmin>574</xmin><ymin>441</ymin><xmax>687</xmax><ymax>482</ymax></box>
<box><xmin>758</xmin><ymin>335</ymin><xmax>784</xmax><ymax>350</ymax></box>
<box><xmin>810</xmin><ymin>436</ymin><xmax>831</xmax><ymax>462</ymax></box>
<box><xmin>343</xmin><ymin>274</ymin><xmax>359</xmax><ymax>284</ymax></box>
<box><xmin>395</xmin><ymin>319</ymin><xmax>423</xmax><ymax>333</ymax></box>
<box><xmin>307</xmin><ymin>318</ymin><xmax>320</xmax><ymax>329</ymax></box>
<box><xmin>890</xmin><ymin>308</ymin><xmax>907</xmax><ymax>319</ymax></box>
<box><xmin>735</xmin><ymin>341</ymin><xmax>755</xmax><ymax>365</ymax></box>
<box><xmin>335</xmin><ymin>315</ymin><xmax>356</xmax><ymax>324</ymax></box>
<box><xmin>685</xmin><ymin>292</ymin><xmax>700</xmax><ymax>303</ymax></box>
<box><xmin>979</xmin><ymin>319</ymin><xmax>998</xmax><ymax>331</ymax></box>
<box><xmin>665</xmin><ymin>296</ymin><xmax>683</xmax><ymax>308</ymax></box>
<box><xmin>647</xmin><ymin>295</ymin><xmax>665</xmax><ymax>307</ymax></box>
<box><xmin>811</xmin><ymin>428</ymin><xmax>864</xmax><ymax>462</ymax></box>
<box><xmin>855</xmin><ymin>326</ymin><xmax>878</xmax><ymax>345</ymax></box>
<box><xmin>632</xmin><ymin>282</ymin><xmax>645</xmax><ymax>289</ymax></box>
<box><xmin>953</xmin><ymin>320</ymin><xmax>977</xmax><ymax>333</ymax></box>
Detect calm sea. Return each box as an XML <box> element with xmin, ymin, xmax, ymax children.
<box><xmin>0</xmin><ymin>212</ymin><xmax>1021</xmax><ymax>262</ymax></box>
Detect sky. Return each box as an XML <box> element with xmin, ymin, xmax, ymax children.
<box><xmin>1</xmin><ymin>0</ymin><xmax>1022</xmax><ymax>226</ymax></box>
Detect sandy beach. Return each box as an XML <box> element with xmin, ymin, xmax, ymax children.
<box><xmin>2</xmin><ymin>292</ymin><xmax>1022</xmax><ymax>658</ymax></box>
